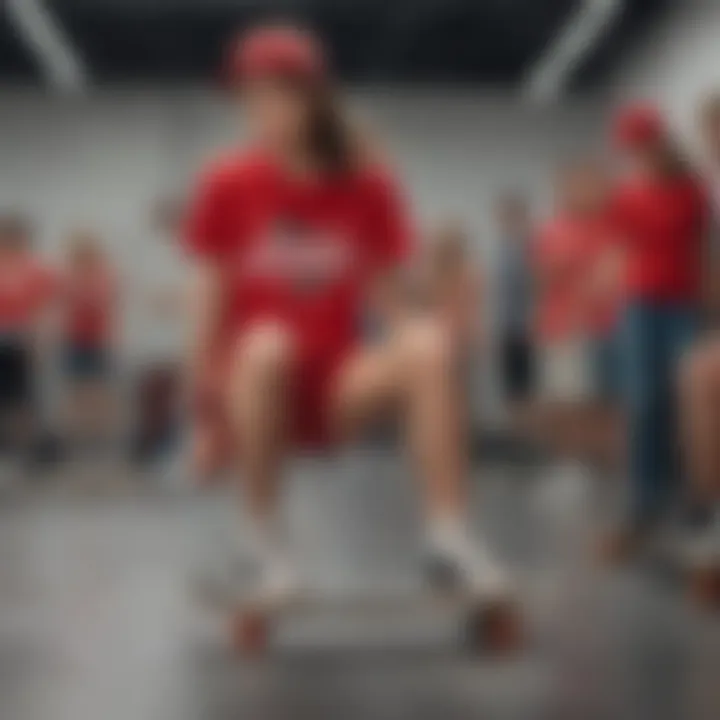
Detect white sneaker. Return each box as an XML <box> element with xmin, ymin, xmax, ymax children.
<box><xmin>424</xmin><ymin>520</ymin><xmax>510</xmax><ymax>601</ymax></box>
<box><xmin>193</xmin><ymin>544</ymin><xmax>253</xmax><ymax>610</ymax></box>
<box><xmin>195</xmin><ymin>519</ymin><xmax>302</xmax><ymax>609</ymax></box>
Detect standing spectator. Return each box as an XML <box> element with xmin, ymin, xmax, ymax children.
<box><xmin>130</xmin><ymin>198</ymin><xmax>188</xmax><ymax>467</ymax></box>
<box><xmin>518</xmin><ymin>160</ymin><xmax>619</xmax><ymax>461</ymax></box>
<box><xmin>495</xmin><ymin>193</ymin><xmax>535</xmax><ymax>406</ymax></box>
<box><xmin>0</xmin><ymin>214</ymin><xmax>55</xmax><ymax>478</ymax></box>
<box><xmin>60</xmin><ymin>231</ymin><xmax>119</xmax><ymax>455</ymax></box>
<box><xmin>676</xmin><ymin>92</ymin><xmax>720</xmax><ymax>557</ymax></box>
<box><xmin>699</xmin><ymin>91</ymin><xmax>720</xmax><ymax>213</ymax></box>
<box><xmin>697</xmin><ymin>92</ymin><xmax>720</xmax><ymax>312</ymax></box>
<box><xmin>605</xmin><ymin>104</ymin><xmax>710</xmax><ymax>561</ymax></box>
<box><xmin>576</xmin><ymin>157</ymin><xmax>625</xmax><ymax>465</ymax></box>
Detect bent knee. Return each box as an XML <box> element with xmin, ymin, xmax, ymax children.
<box><xmin>236</xmin><ymin>323</ymin><xmax>295</xmax><ymax>378</ymax></box>
<box><xmin>400</xmin><ymin>319</ymin><xmax>453</xmax><ymax>375</ymax></box>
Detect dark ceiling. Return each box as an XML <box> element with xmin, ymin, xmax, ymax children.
<box><xmin>0</xmin><ymin>0</ymin><xmax>672</xmax><ymax>89</ymax></box>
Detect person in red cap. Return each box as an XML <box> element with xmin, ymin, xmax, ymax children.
<box><xmin>673</xmin><ymin>93</ymin><xmax>720</xmax><ymax>567</ymax></box>
<box><xmin>185</xmin><ymin>24</ymin><xmax>510</xmax><ymax>603</ymax></box>
<box><xmin>602</xmin><ymin>103</ymin><xmax>711</xmax><ymax>561</ymax></box>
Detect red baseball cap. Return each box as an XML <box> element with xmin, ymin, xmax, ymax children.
<box><xmin>612</xmin><ymin>103</ymin><xmax>667</xmax><ymax>150</ymax></box>
<box><xmin>225</xmin><ymin>24</ymin><xmax>327</xmax><ymax>86</ymax></box>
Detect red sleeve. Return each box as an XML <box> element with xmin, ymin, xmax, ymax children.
<box><xmin>25</xmin><ymin>262</ymin><xmax>58</xmax><ymax>317</ymax></box>
<box><xmin>38</xmin><ymin>264</ymin><xmax>60</xmax><ymax>304</ymax></box>
<box><xmin>184</xmin><ymin>163</ymin><xmax>237</xmax><ymax>260</ymax></box>
<box><xmin>365</xmin><ymin>170</ymin><xmax>414</xmax><ymax>271</ymax></box>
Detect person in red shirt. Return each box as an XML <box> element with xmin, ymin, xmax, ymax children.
<box><xmin>675</xmin><ymin>93</ymin><xmax>720</xmax><ymax>563</ymax></box>
<box><xmin>185</xmin><ymin>24</ymin><xmax>510</xmax><ymax>603</ymax></box>
<box><xmin>604</xmin><ymin>103</ymin><xmax>709</xmax><ymax>561</ymax></box>
<box><xmin>517</xmin><ymin>158</ymin><xmax>621</xmax><ymax>462</ymax></box>
<box><xmin>60</xmin><ymin>231</ymin><xmax>118</xmax><ymax>453</ymax></box>
<box><xmin>0</xmin><ymin>214</ymin><xmax>55</xmax><ymax>468</ymax></box>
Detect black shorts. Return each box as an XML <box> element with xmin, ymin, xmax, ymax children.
<box><xmin>500</xmin><ymin>333</ymin><xmax>535</xmax><ymax>401</ymax></box>
<box><xmin>0</xmin><ymin>342</ymin><xmax>33</xmax><ymax>412</ymax></box>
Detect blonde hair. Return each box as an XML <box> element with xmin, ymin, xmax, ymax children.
<box><xmin>66</xmin><ymin>229</ymin><xmax>104</xmax><ymax>262</ymax></box>
<box><xmin>430</xmin><ymin>221</ymin><xmax>469</xmax><ymax>273</ymax></box>
<box><xmin>699</xmin><ymin>91</ymin><xmax>720</xmax><ymax>129</ymax></box>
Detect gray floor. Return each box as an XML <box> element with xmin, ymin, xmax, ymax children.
<box><xmin>0</xmin><ymin>455</ymin><xmax>719</xmax><ymax>720</ymax></box>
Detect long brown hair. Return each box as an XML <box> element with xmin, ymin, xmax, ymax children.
<box><xmin>304</xmin><ymin>82</ymin><xmax>371</xmax><ymax>176</ymax></box>
<box><xmin>654</xmin><ymin>138</ymin><xmax>691</xmax><ymax>178</ymax></box>
<box><xmin>65</xmin><ymin>229</ymin><xmax>105</xmax><ymax>269</ymax></box>
<box><xmin>0</xmin><ymin>213</ymin><xmax>32</xmax><ymax>252</ymax></box>
<box><xmin>431</xmin><ymin>222</ymin><xmax>469</xmax><ymax>277</ymax></box>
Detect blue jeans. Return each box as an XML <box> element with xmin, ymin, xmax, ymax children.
<box><xmin>621</xmin><ymin>302</ymin><xmax>698</xmax><ymax>525</ymax></box>
<box><xmin>592</xmin><ymin>330</ymin><xmax>622</xmax><ymax>400</ymax></box>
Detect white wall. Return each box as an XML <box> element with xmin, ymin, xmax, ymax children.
<box><xmin>0</xmin><ymin>89</ymin><xmax>604</xmax><ymax>417</ymax></box>
<box><xmin>613</xmin><ymin>0</ymin><xmax>720</xmax><ymax>143</ymax></box>
<box><xmin>0</xmin><ymin>89</ymin><xmax>603</xmax><ymax>254</ymax></box>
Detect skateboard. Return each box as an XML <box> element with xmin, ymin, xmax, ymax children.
<box><xmin>230</xmin><ymin>590</ymin><xmax>523</xmax><ymax>658</ymax></box>
<box><xmin>665</xmin><ymin>540</ymin><xmax>720</xmax><ymax>611</ymax></box>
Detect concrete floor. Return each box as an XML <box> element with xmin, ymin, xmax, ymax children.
<box><xmin>0</xmin><ymin>454</ymin><xmax>718</xmax><ymax>720</ymax></box>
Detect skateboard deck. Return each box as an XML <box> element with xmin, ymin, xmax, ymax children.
<box><xmin>229</xmin><ymin>589</ymin><xmax>523</xmax><ymax>657</ymax></box>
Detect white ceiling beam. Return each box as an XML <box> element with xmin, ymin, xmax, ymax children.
<box><xmin>6</xmin><ymin>0</ymin><xmax>89</xmax><ymax>92</ymax></box>
<box><xmin>523</xmin><ymin>0</ymin><xmax>624</xmax><ymax>102</ymax></box>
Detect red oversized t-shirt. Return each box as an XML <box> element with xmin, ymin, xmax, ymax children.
<box><xmin>185</xmin><ymin>151</ymin><xmax>413</xmax><ymax>360</ymax></box>
<box><xmin>611</xmin><ymin>174</ymin><xmax>709</xmax><ymax>303</ymax></box>
<box><xmin>62</xmin><ymin>268</ymin><xmax>117</xmax><ymax>347</ymax></box>
<box><xmin>0</xmin><ymin>254</ymin><xmax>56</xmax><ymax>334</ymax></box>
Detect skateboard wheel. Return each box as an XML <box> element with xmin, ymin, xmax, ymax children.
<box><xmin>463</xmin><ymin>600</ymin><xmax>523</xmax><ymax>655</ymax></box>
<box><xmin>231</xmin><ymin>609</ymin><xmax>270</xmax><ymax>657</ymax></box>
<box><xmin>688</xmin><ymin>565</ymin><xmax>720</xmax><ymax>610</ymax></box>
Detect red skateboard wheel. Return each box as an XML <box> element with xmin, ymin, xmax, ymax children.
<box><xmin>463</xmin><ymin>600</ymin><xmax>523</xmax><ymax>655</ymax></box>
<box><xmin>689</xmin><ymin>565</ymin><xmax>720</xmax><ymax>610</ymax></box>
<box><xmin>231</xmin><ymin>609</ymin><xmax>271</xmax><ymax>657</ymax></box>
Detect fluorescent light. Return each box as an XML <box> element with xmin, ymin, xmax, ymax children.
<box><xmin>524</xmin><ymin>0</ymin><xmax>623</xmax><ymax>101</ymax></box>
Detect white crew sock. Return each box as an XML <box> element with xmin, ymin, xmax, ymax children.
<box><xmin>425</xmin><ymin>513</ymin><xmax>508</xmax><ymax>597</ymax></box>
<box><xmin>244</xmin><ymin>511</ymin><xmax>298</xmax><ymax>598</ymax></box>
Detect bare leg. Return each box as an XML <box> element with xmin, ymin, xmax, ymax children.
<box><xmin>680</xmin><ymin>346</ymin><xmax>720</xmax><ymax>506</ymax></box>
<box><xmin>332</xmin><ymin>321</ymin><xmax>465</xmax><ymax>517</ymax></box>
<box><xmin>401</xmin><ymin>323</ymin><xmax>468</xmax><ymax>517</ymax></box>
<box><xmin>332</xmin><ymin>319</ymin><xmax>507</xmax><ymax>596</ymax></box>
<box><xmin>226</xmin><ymin>323</ymin><xmax>295</xmax><ymax>595</ymax></box>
